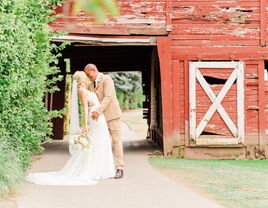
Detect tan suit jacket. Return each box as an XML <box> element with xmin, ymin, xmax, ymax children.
<box><xmin>89</xmin><ymin>73</ymin><xmax>122</xmax><ymax>122</ymax></box>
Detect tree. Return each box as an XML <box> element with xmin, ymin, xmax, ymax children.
<box><xmin>110</xmin><ymin>72</ymin><xmax>145</xmax><ymax>110</ymax></box>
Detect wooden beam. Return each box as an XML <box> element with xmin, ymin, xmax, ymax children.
<box><xmin>189</xmin><ymin>61</ymin><xmax>196</xmax><ymax>140</ymax></box>
<box><xmin>157</xmin><ymin>37</ymin><xmax>172</xmax><ymax>156</ymax></box>
<box><xmin>172</xmin><ymin>60</ymin><xmax>180</xmax><ymax>137</ymax></box>
<box><xmin>52</xmin><ymin>35</ymin><xmax>157</xmax><ymax>46</ymax></box>
<box><xmin>50</xmin><ymin>25</ymin><xmax>168</xmax><ymax>36</ymax></box>
<box><xmin>236</xmin><ymin>62</ymin><xmax>245</xmax><ymax>144</ymax></box>
<box><xmin>172</xmin><ymin>46</ymin><xmax>268</xmax><ymax>60</ymax></box>
<box><xmin>184</xmin><ymin>60</ymin><xmax>190</xmax><ymax>146</ymax></box>
<box><xmin>258</xmin><ymin>60</ymin><xmax>266</xmax><ymax>151</ymax></box>
<box><xmin>166</xmin><ymin>0</ymin><xmax>172</xmax><ymax>32</ymax></box>
<box><xmin>260</xmin><ymin>0</ymin><xmax>266</xmax><ymax>46</ymax></box>
<box><xmin>50</xmin><ymin>93</ymin><xmax>53</xmax><ymax>111</ymax></box>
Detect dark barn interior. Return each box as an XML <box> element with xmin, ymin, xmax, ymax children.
<box><xmin>49</xmin><ymin>43</ymin><xmax>164</xmax><ymax>149</ymax></box>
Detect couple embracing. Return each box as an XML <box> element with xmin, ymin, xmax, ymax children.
<box><xmin>27</xmin><ymin>64</ymin><xmax>124</xmax><ymax>185</ymax></box>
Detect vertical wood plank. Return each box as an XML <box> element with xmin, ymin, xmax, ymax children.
<box><xmin>189</xmin><ymin>62</ymin><xmax>196</xmax><ymax>140</ymax></box>
<box><xmin>172</xmin><ymin>60</ymin><xmax>181</xmax><ymax>133</ymax></box>
<box><xmin>258</xmin><ymin>60</ymin><xmax>266</xmax><ymax>150</ymax></box>
<box><xmin>260</xmin><ymin>0</ymin><xmax>266</xmax><ymax>46</ymax></box>
<box><xmin>52</xmin><ymin>75</ymin><xmax>66</xmax><ymax>140</ymax></box>
<box><xmin>50</xmin><ymin>93</ymin><xmax>53</xmax><ymax>111</ymax></box>
<box><xmin>166</xmin><ymin>0</ymin><xmax>172</xmax><ymax>32</ymax></box>
<box><xmin>150</xmin><ymin>48</ymin><xmax>157</xmax><ymax>128</ymax></box>
<box><xmin>157</xmin><ymin>37</ymin><xmax>173</xmax><ymax>155</ymax></box>
<box><xmin>184</xmin><ymin>60</ymin><xmax>190</xmax><ymax>146</ymax></box>
<box><xmin>237</xmin><ymin>62</ymin><xmax>245</xmax><ymax>143</ymax></box>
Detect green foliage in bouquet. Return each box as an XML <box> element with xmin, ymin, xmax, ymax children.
<box><xmin>0</xmin><ymin>0</ymin><xmax>64</xmax><ymax>196</ymax></box>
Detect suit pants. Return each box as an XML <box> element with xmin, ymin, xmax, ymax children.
<box><xmin>107</xmin><ymin>118</ymin><xmax>124</xmax><ymax>169</ymax></box>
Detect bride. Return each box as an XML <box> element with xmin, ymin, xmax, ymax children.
<box><xmin>26</xmin><ymin>71</ymin><xmax>115</xmax><ymax>185</ymax></box>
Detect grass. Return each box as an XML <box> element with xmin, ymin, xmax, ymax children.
<box><xmin>149</xmin><ymin>158</ymin><xmax>268</xmax><ymax>208</ymax></box>
<box><xmin>0</xmin><ymin>140</ymin><xmax>24</xmax><ymax>197</ymax></box>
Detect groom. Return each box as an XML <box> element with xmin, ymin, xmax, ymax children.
<box><xmin>84</xmin><ymin>64</ymin><xmax>124</xmax><ymax>179</ymax></box>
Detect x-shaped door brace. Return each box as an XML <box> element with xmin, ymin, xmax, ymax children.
<box><xmin>195</xmin><ymin>68</ymin><xmax>237</xmax><ymax>138</ymax></box>
<box><xmin>189</xmin><ymin>62</ymin><xmax>244</xmax><ymax>143</ymax></box>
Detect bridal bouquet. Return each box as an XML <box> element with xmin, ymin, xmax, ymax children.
<box><xmin>74</xmin><ymin>133</ymin><xmax>92</xmax><ymax>149</ymax></box>
<box><xmin>69</xmin><ymin>133</ymin><xmax>92</xmax><ymax>154</ymax></box>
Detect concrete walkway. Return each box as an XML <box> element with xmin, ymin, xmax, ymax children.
<box><xmin>11</xmin><ymin>110</ymin><xmax>224</xmax><ymax>208</ymax></box>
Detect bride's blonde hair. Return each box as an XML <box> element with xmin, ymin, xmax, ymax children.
<box><xmin>73</xmin><ymin>71</ymin><xmax>89</xmax><ymax>87</ymax></box>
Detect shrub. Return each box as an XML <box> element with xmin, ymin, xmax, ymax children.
<box><xmin>0</xmin><ymin>0</ymin><xmax>63</xmax><ymax>196</ymax></box>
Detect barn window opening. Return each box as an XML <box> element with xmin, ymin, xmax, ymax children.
<box><xmin>203</xmin><ymin>76</ymin><xmax>225</xmax><ymax>85</ymax></box>
<box><xmin>203</xmin><ymin>76</ymin><xmax>237</xmax><ymax>85</ymax></box>
<box><xmin>201</xmin><ymin>131</ymin><xmax>225</xmax><ymax>136</ymax></box>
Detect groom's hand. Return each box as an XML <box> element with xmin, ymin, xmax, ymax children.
<box><xmin>91</xmin><ymin>111</ymin><xmax>100</xmax><ymax>121</ymax></box>
<box><xmin>88</xmin><ymin>101</ymin><xmax>93</xmax><ymax>107</ymax></box>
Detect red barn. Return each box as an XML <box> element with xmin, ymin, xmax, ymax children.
<box><xmin>50</xmin><ymin>0</ymin><xmax>268</xmax><ymax>159</ymax></box>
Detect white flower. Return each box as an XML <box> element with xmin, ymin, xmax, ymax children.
<box><xmin>73</xmin><ymin>133</ymin><xmax>92</xmax><ymax>150</ymax></box>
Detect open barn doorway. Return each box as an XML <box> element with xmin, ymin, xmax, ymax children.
<box><xmin>48</xmin><ymin>39</ymin><xmax>164</xmax><ymax>151</ymax></box>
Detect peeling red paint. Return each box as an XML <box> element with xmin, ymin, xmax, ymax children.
<box><xmin>51</xmin><ymin>0</ymin><xmax>268</xmax><ymax>158</ymax></box>
<box><xmin>50</xmin><ymin>0</ymin><xmax>167</xmax><ymax>35</ymax></box>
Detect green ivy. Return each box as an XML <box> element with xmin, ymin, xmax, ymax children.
<box><xmin>0</xmin><ymin>0</ymin><xmax>63</xmax><ymax>196</ymax></box>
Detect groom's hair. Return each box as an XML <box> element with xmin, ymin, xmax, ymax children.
<box><xmin>84</xmin><ymin>64</ymin><xmax>98</xmax><ymax>72</ymax></box>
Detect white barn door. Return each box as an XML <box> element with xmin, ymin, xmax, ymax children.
<box><xmin>189</xmin><ymin>61</ymin><xmax>244</xmax><ymax>145</ymax></box>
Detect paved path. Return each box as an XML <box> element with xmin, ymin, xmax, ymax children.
<box><xmin>11</xmin><ymin>110</ymin><xmax>224</xmax><ymax>208</ymax></box>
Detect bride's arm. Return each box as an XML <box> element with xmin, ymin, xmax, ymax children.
<box><xmin>79</xmin><ymin>89</ymin><xmax>89</xmax><ymax>133</ymax></box>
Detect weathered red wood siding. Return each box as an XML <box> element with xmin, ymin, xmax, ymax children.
<box><xmin>169</xmin><ymin>0</ymin><xmax>268</xmax><ymax>155</ymax></box>
<box><xmin>201</xmin><ymin>70</ymin><xmax>236</xmax><ymax>137</ymax></box>
<box><xmin>265</xmin><ymin>82</ymin><xmax>268</xmax><ymax>142</ymax></box>
<box><xmin>173</xmin><ymin>60</ymin><xmax>260</xmax><ymax>144</ymax></box>
<box><xmin>51</xmin><ymin>0</ymin><xmax>167</xmax><ymax>35</ymax></box>
<box><xmin>170</xmin><ymin>0</ymin><xmax>261</xmax><ymax>47</ymax></box>
<box><xmin>50</xmin><ymin>0</ymin><xmax>268</xmax><ymax>157</ymax></box>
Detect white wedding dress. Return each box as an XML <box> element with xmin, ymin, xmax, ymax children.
<box><xmin>26</xmin><ymin>90</ymin><xmax>115</xmax><ymax>186</ymax></box>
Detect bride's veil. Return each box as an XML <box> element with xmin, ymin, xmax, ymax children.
<box><xmin>69</xmin><ymin>79</ymin><xmax>81</xmax><ymax>154</ymax></box>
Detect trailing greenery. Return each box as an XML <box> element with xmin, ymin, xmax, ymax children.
<box><xmin>110</xmin><ymin>72</ymin><xmax>145</xmax><ymax>110</ymax></box>
<box><xmin>0</xmin><ymin>0</ymin><xmax>119</xmax><ymax>196</ymax></box>
<box><xmin>0</xmin><ymin>0</ymin><xmax>63</xmax><ymax>196</ymax></box>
